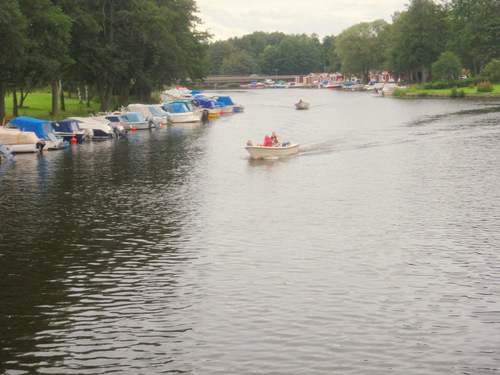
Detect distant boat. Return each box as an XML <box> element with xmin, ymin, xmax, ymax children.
<box><xmin>295</xmin><ymin>100</ymin><xmax>310</xmax><ymax>110</ymax></box>
<box><xmin>324</xmin><ymin>82</ymin><xmax>342</xmax><ymax>89</ymax></box>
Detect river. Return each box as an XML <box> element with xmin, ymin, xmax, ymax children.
<box><xmin>1</xmin><ymin>88</ymin><xmax>499</xmax><ymax>374</ymax></box>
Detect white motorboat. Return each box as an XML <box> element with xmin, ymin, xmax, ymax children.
<box><xmin>245</xmin><ymin>143</ymin><xmax>299</xmax><ymax>159</ymax></box>
<box><xmin>68</xmin><ymin>117</ymin><xmax>116</xmax><ymax>140</ymax></box>
<box><xmin>324</xmin><ymin>82</ymin><xmax>343</xmax><ymax>89</ymax></box>
<box><xmin>0</xmin><ymin>127</ymin><xmax>43</xmax><ymax>153</ymax></box>
<box><xmin>295</xmin><ymin>100</ymin><xmax>310</xmax><ymax>110</ymax></box>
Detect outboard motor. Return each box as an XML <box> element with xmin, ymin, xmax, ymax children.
<box><xmin>202</xmin><ymin>109</ymin><xmax>209</xmax><ymax>122</ymax></box>
<box><xmin>36</xmin><ymin>140</ymin><xmax>46</xmax><ymax>153</ymax></box>
<box><xmin>0</xmin><ymin>141</ymin><xmax>16</xmax><ymax>161</ymax></box>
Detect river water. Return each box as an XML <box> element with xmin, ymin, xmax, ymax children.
<box><xmin>1</xmin><ymin>88</ymin><xmax>500</xmax><ymax>375</ymax></box>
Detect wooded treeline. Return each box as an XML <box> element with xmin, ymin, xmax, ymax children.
<box><xmin>0</xmin><ymin>0</ymin><xmax>210</xmax><ymax>120</ymax></box>
<box><xmin>208</xmin><ymin>0</ymin><xmax>499</xmax><ymax>84</ymax></box>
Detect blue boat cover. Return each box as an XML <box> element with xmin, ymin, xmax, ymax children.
<box><xmin>216</xmin><ymin>96</ymin><xmax>235</xmax><ymax>106</ymax></box>
<box><xmin>193</xmin><ymin>98</ymin><xmax>216</xmax><ymax>109</ymax></box>
<box><xmin>162</xmin><ymin>102</ymin><xmax>190</xmax><ymax>113</ymax></box>
<box><xmin>52</xmin><ymin>119</ymin><xmax>81</xmax><ymax>133</ymax></box>
<box><xmin>9</xmin><ymin>116</ymin><xmax>54</xmax><ymax>139</ymax></box>
<box><xmin>105</xmin><ymin>115</ymin><xmax>122</xmax><ymax>123</ymax></box>
<box><xmin>190</xmin><ymin>90</ymin><xmax>202</xmax><ymax>96</ymax></box>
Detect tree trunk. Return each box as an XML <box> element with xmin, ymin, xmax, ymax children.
<box><xmin>59</xmin><ymin>80</ymin><xmax>66</xmax><ymax>111</ymax></box>
<box><xmin>85</xmin><ymin>85</ymin><xmax>90</xmax><ymax>108</ymax></box>
<box><xmin>51</xmin><ymin>80</ymin><xmax>59</xmax><ymax>117</ymax></box>
<box><xmin>0</xmin><ymin>82</ymin><xmax>6</xmax><ymax>122</ymax></box>
<box><xmin>12</xmin><ymin>89</ymin><xmax>18</xmax><ymax>117</ymax></box>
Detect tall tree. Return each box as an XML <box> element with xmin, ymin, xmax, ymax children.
<box><xmin>18</xmin><ymin>0</ymin><xmax>73</xmax><ymax>117</ymax></box>
<box><xmin>0</xmin><ymin>0</ymin><xmax>28</xmax><ymax>120</ymax></box>
<box><xmin>447</xmin><ymin>0</ymin><xmax>500</xmax><ymax>76</ymax></box>
<box><xmin>335</xmin><ymin>20</ymin><xmax>389</xmax><ymax>83</ymax></box>
<box><xmin>389</xmin><ymin>0</ymin><xmax>449</xmax><ymax>83</ymax></box>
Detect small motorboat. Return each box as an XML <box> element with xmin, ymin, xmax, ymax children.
<box><xmin>245</xmin><ymin>143</ymin><xmax>299</xmax><ymax>159</ymax></box>
<box><xmin>295</xmin><ymin>100</ymin><xmax>309</xmax><ymax>110</ymax></box>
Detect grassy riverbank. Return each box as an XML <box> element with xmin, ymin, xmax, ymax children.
<box><xmin>3</xmin><ymin>92</ymin><xmax>101</xmax><ymax>122</ymax></box>
<box><xmin>399</xmin><ymin>83</ymin><xmax>500</xmax><ymax>98</ymax></box>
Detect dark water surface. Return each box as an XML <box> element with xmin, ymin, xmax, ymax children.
<box><xmin>1</xmin><ymin>89</ymin><xmax>500</xmax><ymax>374</ymax></box>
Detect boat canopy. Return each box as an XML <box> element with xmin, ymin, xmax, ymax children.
<box><xmin>121</xmin><ymin>112</ymin><xmax>144</xmax><ymax>122</ymax></box>
<box><xmin>52</xmin><ymin>119</ymin><xmax>81</xmax><ymax>133</ymax></box>
<box><xmin>216</xmin><ymin>96</ymin><xmax>235</xmax><ymax>106</ymax></box>
<box><xmin>193</xmin><ymin>98</ymin><xmax>217</xmax><ymax>109</ymax></box>
<box><xmin>9</xmin><ymin>116</ymin><xmax>54</xmax><ymax>139</ymax></box>
<box><xmin>162</xmin><ymin>102</ymin><xmax>191</xmax><ymax>113</ymax></box>
<box><xmin>148</xmin><ymin>105</ymin><xmax>168</xmax><ymax>117</ymax></box>
<box><xmin>105</xmin><ymin>115</ymin><xmax>123</xmax><ymax>123</ymax></box>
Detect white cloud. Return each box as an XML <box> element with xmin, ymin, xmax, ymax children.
<box><xmin>196</xmin><ymin>0</ymin><xmax>409</xmax><ymax>40</ymax></box>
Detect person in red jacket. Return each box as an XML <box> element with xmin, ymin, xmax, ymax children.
<box><xmin>263</xmin><ymin>135</ymin><xmax>273</xmax><ymax>146</ymax></box>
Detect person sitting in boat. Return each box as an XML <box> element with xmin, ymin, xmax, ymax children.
<box><xmin>263</xmin><ymin>135</ymin><xmax>273</xmax><ymax>147</ymax></box>
<box><xmin>247</xmin><ymin>139</ymin><xmax>253</xmax><ymax>146</ymax></box>
<box><xmin>270</xmin><ymin>131</ymin><xmax>279</xmax><ymax>145</ymax></box>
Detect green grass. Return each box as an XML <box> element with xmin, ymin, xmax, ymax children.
<box><xmin>4</xmin><ymin>92</ymin><xmax>101</xmax><ymax>121</ymax></box>
<box><xmin>403</xmin><ymin>83</ymin><xmax>500</xmax><ymax>96</ymax></box>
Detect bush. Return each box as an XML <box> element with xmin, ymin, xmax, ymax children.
<box><xmin>392</xmin><ymin>88</ymin><xmax>407</xmax><ymax>97</ymax></box>
<box><xmin>481</xmin><ymin>59</ymin><xmax>500</xmax><ymax>82</ymax></box>
<box><xmin>450</xmin><ymin>87</ymin><xmax>465</xmax><ymax>97</ymax></box>
<box><xmin>477</xmin><ymin>81</ymin><xmax>494</xmax><ymax>93</ymax></box>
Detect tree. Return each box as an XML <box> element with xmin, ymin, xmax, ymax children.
<box><xmin>335</xmin><ymin>20</ymin><xmax>389</xmax><ymax>83</ymax></box>
<box><xmin>220</xmin><ymin>50</ymin><xmax>254</xmax><ymax>75</ymax></box>
<box><xmin>431</xmin><ymin>51</ymin><xmax>462</xmax><ymax>80</ymax></box>
<box><xmin>323</xmin><ymin>35</ymin><xmax>341</xmax><ymax>73</ymax></box>
<box><xmin>388</xmin><ymin>0</ymin><xmax>449</xmax><ymax>83</ymax></box>
<box><xmin>0</xmin><ymin>0</ymin><xmax>28</xmax><ymax>120</ymax></box>
<box><xmin>481</xmin><ymin>59</ymin><xmax>500</xmax><ymax>82</ymax></box>
<box><xmin>18</xmin><ymin>0</ymin><xmax>73</xmax><ymax>117</ymax></box>
<box><xmin>208</xmin><ymin>41</ymin><xmax>237</xmax><ymax>75</ymax></box>
<box><xmin>447</xmin><ymin>0</ymin><xmax>500</xmax><ymax>76</ymax></box>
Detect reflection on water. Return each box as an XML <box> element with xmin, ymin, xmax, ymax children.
<box><xmin>1</xmin><ymin>89</ymin><xmax>499</xmax><ymax>374</ymax></box>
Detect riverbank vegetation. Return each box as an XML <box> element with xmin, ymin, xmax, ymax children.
<box><xmin>1</xmin><ymin>0</ymin><xmax>210</xmax><ymax>120</ymax></box>
<box><xmin>208</xmin><ymin>0</ymin><xmax>499</xmax><ymax>87</ymax></box>
<box><xmin>1</xmin><ymin>0</ymin><xmax>498</xmax><ymax>122</ymax></box>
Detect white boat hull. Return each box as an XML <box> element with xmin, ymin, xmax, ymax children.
<box><xmin>168</xmin><ymin>112</ymin><xmax>202</xmax><ymax>123</ymax></box>
<box><xmin>245</xmin><ymin>143</ymin><xmax>299</xmax><ymax>159</ymax></box>
<box><xmin>295</xmin><ymin>102</ymin><xmax>310</xmax><ymax>110</ymax></box>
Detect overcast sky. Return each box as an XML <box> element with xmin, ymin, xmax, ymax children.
<box><xmin>195</xmin><ymin>0</ymin><xmax>410</xmax><ymax>41</ymax></box>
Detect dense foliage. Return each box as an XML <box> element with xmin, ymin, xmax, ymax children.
<box><xmin>0</xmin><ymin>0</ymin><xmax>210</xmax><ymax>119</ymax></box>
<box><xmin>207</xmin><ymin>0</ymin><xmax>499</xmax><ymax>86</ymax></box>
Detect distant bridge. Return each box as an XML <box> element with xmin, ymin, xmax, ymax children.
<box><xmin>201</xmin><ymin>75</ymin><xmax>297</xmax><ymax>88</ymax></box>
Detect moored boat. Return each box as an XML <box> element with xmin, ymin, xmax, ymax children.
<box><xmin>162</xmin><ymin>102</ymin><xmax>202</xmax><ymax>123</ymax></box>
<box><xmin>245</xmin><ymin>143</ymin><xmax>299</xmax><ymax>159</ymax></box>
<box><xmin>51</xmin><ymin>119</ymin><xmax>86</xmax><ymax>143</ymax></box>
<box><xmin>324</xmin><ymin>81</ymin><xmax>343</xmax><ymax>89</ymax></box>
<box><xmin>0</xmin><ymin>127</ymin><xmax>43</xmax><ymax>153</ymax></box>
<box><xmin>6</xmin><ymin>116</ymin><xmax>69</xmax><ymax>150</ymax></box>
<box><xmin>67</xmin><ymin>117</ymin><xmax>116</xmax><ymax>140</ymax></box>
